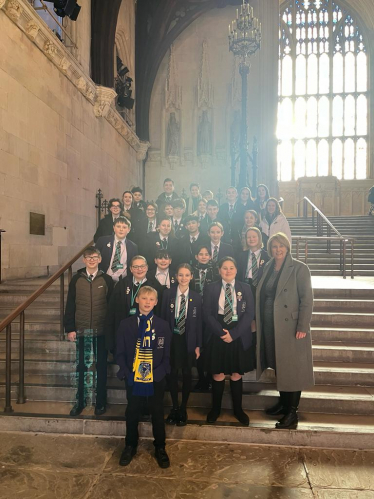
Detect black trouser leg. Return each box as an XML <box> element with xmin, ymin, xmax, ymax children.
<box><xmin>125</xmin><ymin>385</ymin><xmax>140</xmax><ymax>447</ymax></box>
<box><xmin>93</xmin><ymin>336</ymin><xmax>108</xmax><ymax>406</ymax></box>
<box><xmin>167</xmin><ymin>369</ymin><xmax>179</xmax><ymax>409</ymax></box>
<box><xmin>148</xmin><ymin>379</ymin><xmax>166</xmax><ymax>448</ymax></box>
<box><xmin>180</xmin><ymin>369</ymin><xmax>192</xmax><ymax>411</ymax></box>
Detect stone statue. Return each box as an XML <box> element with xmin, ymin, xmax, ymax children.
<box><xmin>166</xmin><ymin>112</ymin><xmax>180</xmax><ymax>156</ymax></box>
<box><xmin>197</xmin><ymin>110</ymin><xmax>212</xmax><ymax>156</ymax></box>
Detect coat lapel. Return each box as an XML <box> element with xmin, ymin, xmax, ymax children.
<box><xmin>275</xmin><ymin>254</ymin><xmax>294</xmax><ymax>299</ymax></box>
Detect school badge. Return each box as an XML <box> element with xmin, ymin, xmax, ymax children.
<box><xmin>237</xmin><ymin>292</ymin><xmax>242</xmax><ymax>302</ymax></box>
<box><xmin>157</xmin><ymin>337</ymin><xmax>165</xmax><ymax>348</ymax></box>
<box><xmin>138</xmin><ymin>362</ymin><xmax>151</xmax><ymax>381</ymax></box>
<box><xmin>126</xmin><ymin>287</ymin><xmax>130</xmax><ymax>294</ymax></box>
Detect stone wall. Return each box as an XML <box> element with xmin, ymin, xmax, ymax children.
<box><xmin>0</xmin><ymin>0</ymin><xmax>143</xmax><ymax>280</ymax></box>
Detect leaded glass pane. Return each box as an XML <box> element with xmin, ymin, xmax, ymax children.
<box><xmin>344</xmin><ymin>95</ymin><xmax>355</xmax><ymax>136</ymax></box>
<box><xmin>279</xmin><ymin>140</ymin><xmax>293</xmax><ymax>181</ymax></box>
<box><xmin>306</xmin><ymin>140</ymin><xmax>317</xmax><ymax>176</ymax></box>
<box><xmin>295</xmin><ymin>140</ymin><xmax>306</xmax><ymax>178</ymax></box>
<box><xmin>318</xmin><ymin>140</ymin><xmax>329</xmax><ymax>176</ymax></box>
<box><xmin>344</xmin><ymin>52</ymin><xmax>355</xmax><ymax>93</ymax></box>
<box><xmin>318</xmin><ymin>97</ymin><xmax>329</xmax><ymax>137</ymax></box>
<box><xmin>282</xmin><ymin>56</ymin><xmax>293</xmax><ymax>96</ymax></box>
<box><xmin>319</xmin><ymin>53</ymin><xmax>329</xmax><ymax>94</ymax></box>
<box><xmin>356</xmin><ymin>138</ymin><xmax>367</xmax><ymax>180</ymax></box>
<box><xmin>295</xmin><ymin>98</ymin><xmax>307</xmax><ymax>139</ymax></box>
<box><xmin>333</xmin><ymin>52</ymin><xmax>343</xmax><ymax>93</ymax></box>
<box><xmin>356</xmin><ymin>95</ymin><xmax>367</xmax><ymax>136</ymax></box>
<box><xmin>343</xmin><ymin>139</ymin><xmax>355</xmax><ymax>179</ymax></box>
<box><xmin>306</xmin><ymin>97</ymin><xmax>318</xmax><ymax>137</ymax></box>
<box><xmin>296</xmin><ymin>55</ymin><xmax>307</xmax><ymax>95</ymax></box>
<box><xmin>332</xmin><ymin>139</ymin><xmax>343</xmax><ymax>179</ymax></box>
<box><xmin>307</xmin><ymin>54</ymin><xmax>318</xmax><ymax>94</ymax></box>
<box><xmin>357</xmin><ymin>52</ymin><xmax>367</xmax><ymax>92</ymax></box>
<box><xmin>332</xmin><ymin>96</ymin><xmax>343</xmax><ymax>136</ymax></box>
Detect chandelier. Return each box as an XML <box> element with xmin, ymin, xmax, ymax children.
<box><xmin>228</xmin><ymin>1</ymin><xmax>261</xmax><ymax>61</ymax></box>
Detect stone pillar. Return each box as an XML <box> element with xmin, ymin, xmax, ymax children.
<box><xmin>257</xmin><ymin>0</ymin><xmax>279</xmax><ymax>196</ymax></box>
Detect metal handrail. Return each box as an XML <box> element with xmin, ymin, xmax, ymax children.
<box><xmin>300</xmin><ymin>197</ymin><xmax>343</xmax><ymax>238</ymax></box>
<box><xmin>0</xmin><ymin>240</ymin><xmax>93</xmax><ymax>413</ymax></box>
<box><xmin>293</xmin><ymin>236</ymin><xmax>355</xmax><ymax>280</ymax></box>
<box><xmin>0</xmin><ymin>229</ymin><xmax>5</xmax><ymax>284</ymax></box>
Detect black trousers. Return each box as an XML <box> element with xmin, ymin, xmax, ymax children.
<box><xmin>76</xmin><ymin>335</ymin><xmax>107</xmax><ymax>407</ymax></box>
<box><xmin>125</xmin><ymin>379</ymin><xmax>166</xmax><ymax>448</ymax></box>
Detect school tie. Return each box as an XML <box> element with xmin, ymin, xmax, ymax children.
<box><xmin>177</xmin><ymin>294</ymin><xmax>186</xmax><ymax>335</ymax></box>
<box><xmin>166</xmin><ymin>196</ymin><xmax>171</xmax><ymax>202</ymax></box>
<box><xmin>88</xmin><ymin>274</ymin><xmax>94</xmax><ymax>281</ymax></box>
<box><xmin>251</xmin><ymin>252</ymin><xmax>259</xmax><ymax>286</ymax></box>
<box><xmin>162</xmin><ymin>238</ymin><xmax>167</xmax><ymax>249</ymax></box>
<box><xmin>229</xmin><ymin>204</ymin><xmax>234</xmax><ymax>218</ymax></box>
<box><xmin>147</xmin><ymin>220</ymin><xmax>153</xmax><ymax>233</ymax></box>
<box><xmin>174</xmin><ymin>220</ymin><xmax>179</xmax><ymax>231</ymax></box>
<box><xmin>111</xmin><ymin>241</ymin><xmax>122</xmax><ymax>272</ymax></box>
<box><xmin>200</xmin><ymin>270</ymin><xmax>206</xmax><ymax>294</ymax></box>
<box><xmin>191</xmin><ymin>236</ymin><xmax>196</xmax><ymax>243</ymax></box>
<box><xmin>212</xmin><ymin>245</ymin><xmax>218</xmax><ymax>263</ymax></box>
<box><xmin>223</xmin><ymin>283</ymin><xmax>233</xmax><ymax>325</ymax></box>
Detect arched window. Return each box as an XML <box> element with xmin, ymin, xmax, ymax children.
<box><xmin>277</xmin><ymin>0</ymin><xmax>369</xmax><ymax>181</ymax></box>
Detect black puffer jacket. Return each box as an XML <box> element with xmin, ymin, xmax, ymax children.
<box><xmin>64</xmin><ymin>268</ymin><xmax>114</xmax><ymax>336</ymax></box>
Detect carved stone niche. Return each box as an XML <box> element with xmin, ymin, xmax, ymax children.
<box><xmin>297</xmin><ymin>176</ymin><xmax>341</xmax><ymax>216</ymax></box>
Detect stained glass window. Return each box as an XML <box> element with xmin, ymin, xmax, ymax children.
<box><xmin>278</xmin><ymin>0</ymin><xmax>369</xmax><ymax>180</ymax></box>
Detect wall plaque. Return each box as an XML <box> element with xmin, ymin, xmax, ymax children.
<box><xmin>30</xmin><ymin>213</ymin><xmax>45</xmax><ymax>236</ymax></box>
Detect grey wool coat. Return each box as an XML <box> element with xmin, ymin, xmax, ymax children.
<box><xmin>255</xmin><ymin>253</ymin><xmax>314</xmax><ymax>391</ymax></box>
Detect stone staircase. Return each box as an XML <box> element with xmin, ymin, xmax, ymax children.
<box><xmin>289</xmin><ymin>215</ymin><xmax>374</xmax><ymax>276</ymax></box>
<box><xmin>1</xmin><ymin>275</ymin><xmax>374</xmax><ymax>449</ymax></box>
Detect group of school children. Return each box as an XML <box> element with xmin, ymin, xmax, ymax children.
<box><xmin>64</xmin><ymin>180</ymin><xmax>276</xmax><ymax>469</ymax></box>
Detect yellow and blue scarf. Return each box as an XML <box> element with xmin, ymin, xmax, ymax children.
<box><xmin>132</xmin><ymin>310</ymin><xmax>154</xmax><ymax>396</ymax></box>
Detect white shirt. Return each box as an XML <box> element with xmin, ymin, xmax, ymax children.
<box><xmin>190</xmin><ymin>233</ymin><xmax>199</xmax><ymax>243</ymax></box>
<box><xmin>133</xmin><ymin>277</ymin><xmax>147</xmax><ymax>286</ymax></box>
<box><xmin>176</xmin><ymin>287</ymin><xmax>189</xmax><ymax>319</ymax></box>
<box><xmin>218</xmin><ymin>279</ymin><xmax>237</xmax><ymax>315</ymax></box>
<box><xmin>246</xmin><ymin>249</ymin><xmax>261</xmax><ymax>279</ymax></box>
<box><xmin>155</xmin><ymin>268</ymin><xmax>170</xmax><ymax>288</ymax></box>
<box><xmin>107</xmin><ymin>237</ymin><xmax>128</xmax><ymax>282</ymax></box>
<box><xmin>173</xmin><ymin>218</ymin><xmax>182</xmax><ymax>226</ymax></box>
<box><xmin>85</xmin><ymin>269</ymin><xmax>98</xmax><ymax>280</ymax></box>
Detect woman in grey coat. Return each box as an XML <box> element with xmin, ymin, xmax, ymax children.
<box><xmin>256</xmin><ymin>232</ymin><xmax>314</xmax><ymax>429</ymax></box>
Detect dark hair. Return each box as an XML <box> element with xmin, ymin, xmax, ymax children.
<box><xmin>131</xmin><ymin>187</ymin><xmax>143</xmax><ymax>194</ymax></box>
<box><xmin>218</xmin><ymin>256</ymin><xmax>237</xmax><ymax>269</ymax></box>
<box><xmin>163</xmin><ymin>178</ymin><xmax>174</xmax><ymax>185</ymax></box>
<box><xmin>157</xmin><ymin>216</ymin><xmax>172</xmax><ymax>225</ymax></box>
<box><xmin>83</xmin><ymin>246</ymin><xmax>101</xmax><ymax>258</ymax></box>
<box><xmin>266</xmin><ymin>197</ymin><xmax>282</xmax><ymax>217</ymax></box>
<box><xmin>146</xmin><ymin>202</ymin><xmax>157</xmax><ymax>212</ymax></box>
<box><xmin>184</xmin><ymin>215</ymin><xmax>199</xmax><ymax>224</ymax></box>
<box><xmin>190</xmin><ymin>182</ymin><xmax>200</xmax><ymax>190</ymax></box>
<box><xmin>108</xmin><ymin>198</ymin><xmax>123</xmax><ymax>211</ymax></box>
<box><xmin>195</xmin><ymin>245</ymin><xmax>211</xmax><ymax>256</ymax></box>
<box><xmin>155</xmin><ymin>250</ymin><xmax>172</xmax><ymax>260</ymax></box>
<box><xmin>240</xmin><ymin>187</ymin><xmax>252</xmax><ymax>199</ymax></box>
<box><xmin>122</xmin><ymin>191</ymin><xmax>134</xmax><ymax>206</ymax></box>
<box><xmin>176</xmin><ymin>263</ymin><xmax>193</xmax><ymax>275</ymax></box>
<box><xmin>172</xmin><ymin>198</ymin><xmax>186</xmax><ymax>210</ymax></box>
<box><xmin>244</xmin><ymin>209</ymin><xmax>260</xmax><ymax>225</ymax></box>
<box><xmin>207</xmin><ymin>199</ymin><xmax>219</xmax><ymax>208</ymax></box>
<box><xmin>113</xmin><ymin>216</ymin><xmax>131</xmax><ymax>228</ymax></box>
<box><xmin>256</xmin><ymin>184</ymin><xmax>270</xmax><ymax>201</ymax></box>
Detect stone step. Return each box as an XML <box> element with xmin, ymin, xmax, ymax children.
<box><xmin>313</xmin><ymin>298</ymin><xmax>374</xmax><ymax>311</ymax></box>
<box><xmin>0</xmin><ymin>309</ymin><xmax>61</xmax><ymax>321</ymax></box>
<box><xmin>311</xmin><ymin>327</ymin><xmax>374</xmax><ymax>342</ymax></box>
<box><xmin>312</xmin><ymin>311</ymin><xmax>374</xmax><ymax>327</ymax></box>
<box><xmin>0</xmin><ymin>383</ymin><xmax>373</xmax><ymax>415</ymax></box>
<box><xmin>312</xmin><ymin>343</ymin><xmax>374</xmax><ymax>363</ymax></box>
<box><xmin>0</xmin><ymin>294</ymin><xmax>61</xmax><ymax>305</ymax></box>
<box><xmin>313</xmin><ymin>288</ymin><xmax>374</xmax><ymax>299</ymax></box>
<box><xmin>1</xmin><ymin>407</ymin><xmax>373</xmax><ymax>451</ymax></box>
<box><xmin>311</xmin><ymin>270</ymin><xmax>374</xmax><ymax>276</ymax></box>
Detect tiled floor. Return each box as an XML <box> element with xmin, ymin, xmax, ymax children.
<box><xmin>0</xmin><ymin>432</ymin><xmax>373</xmax><ymax>498</ymax></box>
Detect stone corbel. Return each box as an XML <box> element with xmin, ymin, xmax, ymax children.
<box><xmin>6</xmin><ymin>0</ymin><xmax>21</xmax><ymax>22</ymax></box>
<box><xmin>136</xmin><ymin>141</ymin><xmax>151</xmax><ymax>162</ymax></box>
<box><xmin>25</xmin><ymin>20</ymin><xmax>39</xmax><ymax>40</ymax></box>
<box><xmin>0</xmin><ymin>0</ymin><xmax>7</xmax><ymax>10</ymax></box>
<box><xmin>94</xmin><ymin>86</ymin><xmax>117</xmax><ymax>118</ymax></box>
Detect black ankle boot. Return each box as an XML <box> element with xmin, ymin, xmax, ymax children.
<box><xmin>206</xmin><ymin>379</ymin><xmax>225</xmax><ymax>423</ymax></box>
<box><xmin>265</xmin><ymin>391</ymin><xmax>287</xmax><ymax>416</ymax></box>
<box><xmin>230</xmin><ymin>378</ymin><xmax>249</xmax><ymax>426</ymax></box>
<box><xmin>275</xmin><ymin>391</ymin><xmax>301</xmax><ymax>429</ymax></box>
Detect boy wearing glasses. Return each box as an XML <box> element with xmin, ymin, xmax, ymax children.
<box><xmin>93</xmin><ymin>198</ymin><xmax>123</xmax><ymax>243</ymax></box>
<box><xmin>105</xmin><ymin>256</ymin><xmax>163</xmax><ymax>353</ymax></box>
<box><xmin>64</xmin><ymin>247</ymin><xmax>114</xmax><ymax>417</ymax></box>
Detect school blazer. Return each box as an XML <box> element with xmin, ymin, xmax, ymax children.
<box><xmin>115</xmin><ymin>315</ymin><xmax>172</xmax><ymax>383</ymax></box>
<box><xmin>95</xmin><ymin>235</ymin><xmax>138</xmax><ymax>274</ymax></box>
<box><xmin>176</xmin><ymin>233</ymin><xmax>210</xmax><ymax>266</ymax></box>
<box><xmin>216</xmin><ymin>242</ymin><xmax>235</xmax><ymax>261</ymax></box>
<box><xmin>145</xmin><ymin>232</ymin><xmax>179</xmax><ymax>268</ymax></box>
<box><xmin>203</xmin><ymin>280</ymin><xmax>254</xmax><ymax>350</ymax></box>
<box><xmin>237</xmin><ymin>249</ymin><xmax>270</xmax><ymax>282</ymax></box>
<box><xmin>161</xmin><ymin>288</ymin><xmax>203</xmax><ymax>351</ymax></box>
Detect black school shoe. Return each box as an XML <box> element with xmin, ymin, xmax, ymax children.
<box><xmin>69</xmin><ymin>403</ymin><xmax>86</xmax><ymax>417</ymax></box>
<box><xmin>176</xmin><ymin>409</ymin><xmax>187</xmax><ymax>426</ymax></box>
<box><xmin>119</xmin><ymin>445</ymin><xmax>137</xmax><ymax>466</ymax></box>
<box><xmin>166</xmin><ymin>408</ymin><xmax>179</xmax><ymax>425</ymax></box>
<box><xmin>155</xmin><ymin>447</ymin><xmax>170</xmax><ymax>468</ymax></box>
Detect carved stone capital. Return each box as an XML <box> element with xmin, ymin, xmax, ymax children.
<box><xmin>59</xmin><ymin>57</ymin><xmax>70</xmax><ymax>74</ymax></box>
<box><xmin>44</xmin><ymin>40</ymin><xmax>58</xmax><ymax>59</ymax></box>
<box><xmin>6</xmin><ymin>0</ymin><xmax>21</xmax><ymax>21</ymax></box>
<box><xmin>25</xmin><ymin>20</ymin><xmax>39</xmax><ymax>40</ymax></box>
<box><xmin>0</xmin><ymin>0</ymin><xmax>8</xmax><ymax>10</ymax></box>
<box><xmin>136</xmin><ymin>141</ymin><xmax>151</xmax><ymax>162</ymax></box>
<box><xmin>94</xmin><ymin>86</ymin><xmax>117</xmax><ymax>118</ymax></box>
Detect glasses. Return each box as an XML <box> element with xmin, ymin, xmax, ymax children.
<box><xmin>111</xmin><ymin>205</ymin><xmax>121</xmax><ymax>209</ymax></box>
<box><xmin>131</xmin><ymin>265</ymin><xmax>148</xmax><ymax>270</ymax></box>
<box><xmin>84</xmin><ymin>256</ymin><xmax>100</xmax><ymax>261</ymax></box>
<box><xmin>147</xmin><ymin>209</ymin><xmax>156</xmax><ymax>212</ymax></box>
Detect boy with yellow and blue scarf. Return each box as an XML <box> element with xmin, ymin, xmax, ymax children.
<box><xmin>115</xmin><ymin>286</ymin><xmax>172</xmax><ymax>468</ymax></box>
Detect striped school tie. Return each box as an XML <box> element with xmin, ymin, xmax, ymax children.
<box><xmin>251</xmin><ymin>252</ymin><xmax>259</xmax><ymax>286</ymax></box>
<box><xmin>223</xmin><ymin>283</ymin><xmax>233</xmax><ymax>325</ymax></box>
<box><xmin>212</xmin><ymin>245</ymin><xmax>218</xmax><ymax>263</ymax></box>
<box><xmin>111</xmin><ymin>241</ymin><xmax>122</xmax><ymax>272</ymax></box>
<box><xmin>177</xmin><ymin>294</ymin><xmax>186</xmax><ymax>335</ymax></box>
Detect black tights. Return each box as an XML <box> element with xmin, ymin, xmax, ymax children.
<box><xmin>167</xmin><ymin>368</ymin><xmax>192</xmax><ymax>410</ymax></box>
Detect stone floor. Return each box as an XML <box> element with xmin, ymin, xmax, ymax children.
<box><xmin>0</xmin><ymin>432</ymin><xmax>373</xmax><ymax>499</ymax></box>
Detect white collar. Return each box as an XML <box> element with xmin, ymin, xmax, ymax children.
<box><xmin>250</xmin><ymin>248</ymin><xmax>261</xmax><ymax>257</ymax></box>
<box><xmin>133</xmin><ymin>277</ymin><xmax>147</xmax><ymax>285</ymax></box>
<box><xmin>222</xmin><ymin>279</ymin><xmax>235</xmax><ymax>288</ymax></box>
<box><xmin>114</xmin><ymin>236</ymin><xmax>126</xmax><ymax>244</ymax></box>
<box><xmin>156</xmin><ymin>268</ymin><xmax>168</xmax><ymax>275</ymax></box>
<box><xmin>85</xmin><ymin>269</ymin><xmax>98</xmax><ymax>279</ymax></box>
<box><xmin>211</xmin><ymin>241</ymin><xmax>221</xmax><ymax>248</ymax></box>
<box><xmin>177</xmin><ymin>286</ymin><xmax>189</xmax><ymax>299</ymax></box>
<box><xmin>190</xmin><ymin>232</ymin><xmax>199</xmax><ymax>240</ymax></box>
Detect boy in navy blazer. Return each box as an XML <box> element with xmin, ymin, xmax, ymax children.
<box><xmin>95</xmin><ymin>216</ymin><xmax>138</xmax><ymax>282</ymax></box>
<box><xmin>116</xmin><ymin>286</ymin><xmax>171</xmax><ymax>469</ymax></box>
